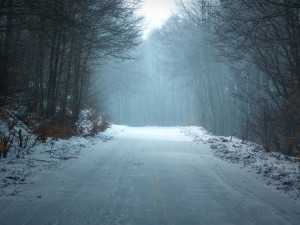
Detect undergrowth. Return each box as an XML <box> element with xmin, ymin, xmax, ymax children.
<box><xmin>0</xmin><ymin>108</ymin><xmax>110</xmax><ymax>159</ymax></box>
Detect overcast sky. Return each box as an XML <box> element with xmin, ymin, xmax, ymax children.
<box><xmin>139</xmin><ymin>0</ymin><xmax>176</xmax><ymax>38</ymax></box>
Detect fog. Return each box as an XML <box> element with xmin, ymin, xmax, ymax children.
<box><xmin>0</xmin><ymin>0</ymin><xmax>299</xmax><ymax>223</ymax></box>
<box><xmin>96</xmin><ymin>0</ymin><xmax>299</xmax><ymax>156</ymax></box>
<box><xmin>101</xmin><ymin>37</ymin><xmax>198</xmax><ymax>127</ymax></box>
<box><xmin>100</xmin><ymin>18</ymin><xmax>240</xmax><ymax>136</ymax></box>
<box><xmin>0</xmin><ymin>0</ymin><xmax>298</xmax><ymax>156</ymax></box>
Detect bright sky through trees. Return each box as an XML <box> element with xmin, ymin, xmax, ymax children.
<box><xmin>140</xmin><ymin>0</ymin><xmax>176</xmax><ymax>38</ymax></box>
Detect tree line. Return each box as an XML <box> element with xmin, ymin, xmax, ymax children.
<box><xmin>101</xmin><ymin>37</ymin><xmax>199</xmax><ymax>127</ymax></box>
<box><xmin>156</xmin><ymin>0</ymin><xmax>299</xmax><ymax>155</ymax></box>
<box><xmin>0</xmin><ymin>0</ymin><xmax>142</xmax><ymax>125</ymax></box>
<box><xmin>211</xmin><ymin>0</ymin><xmax>300</xmax><ymax>154</ymax></box>
<box><xmin>102</xmin><ymin>0</ymin><xmax>299</xmax><ymax>156</ymax></box>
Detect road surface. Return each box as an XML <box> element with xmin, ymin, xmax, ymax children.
<box><xmin>0</xmin><ymin>126</ymin><xmax>299</xmax><ymax>225</ymax></box>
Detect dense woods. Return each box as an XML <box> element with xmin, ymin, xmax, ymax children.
<box><xmin>1</xmin><ymin>1</ymin><xmax>299</xmax><ymax>220</ymax></box>
<box><xmin>103</xmin><ymin>0</ymin><xmax>299</xmax><ymax>156</ymax></box>
<box><xmin>211</xmin><ymin>0</ymin><xmax>300</xmax><ymax>155</ymax></box>
<box><xmin>0</xmin><ymin>0</ymin><xmax>299</xmax><ymax>156</ymax></box>
<box><xmin>170</xmin><ymin>0</ymin><xmax>300</xmax><ymax>156</ymax></box>
<box><xmin>0</xmin><ymin>0</ymin><xmax>142</xmax><ymax>123</ymax></box>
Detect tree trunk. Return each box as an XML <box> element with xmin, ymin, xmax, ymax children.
<box><xmin>62</xmin><ymin>35</ymin><xmax>75</xmax><ymax>117</ymax></box>
<box><xmin>46</xmin><ymin>29</ymin><xmax>58</xmax><ymax>118</ymax></box>
<box><xmin>0</xmin><ymin>0</ymin><xmax>13</xmax><ymax>106</ymax></box>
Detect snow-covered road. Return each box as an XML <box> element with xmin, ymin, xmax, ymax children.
<box><xmin>0</xmin><ymin>126</ymin><xmax>299</xmax><ymax>225</ymax></box>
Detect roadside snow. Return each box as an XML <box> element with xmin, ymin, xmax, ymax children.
<box><xmin>182</xmin><ymin>126</ymin><xmax>300</xmax><ymax>200</ymax></box>
<box><xmin>2</xmin><ymin>123</ymin><xmax>299</xmax><ymax>204</ymax></box>
<box><xmin>0</xmin><ymin>125</ymin><xmax>121</xmax><ymax>197</ymax></box>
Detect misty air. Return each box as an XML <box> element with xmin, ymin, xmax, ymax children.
<box><xmin>0</xmin><ymin>0</ymin><xmax>299</xmax><ymax>224</ymax></box>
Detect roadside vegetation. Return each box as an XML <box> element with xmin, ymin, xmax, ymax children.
<box><xmin>0</xmin><ymin>0</ymin><xmax>142</xmax><ymax>159</ymax></box>
<box><xmin>103</xmin><ymin>0</ymin><xmax>300</xmax><ymax>158</ymax></box>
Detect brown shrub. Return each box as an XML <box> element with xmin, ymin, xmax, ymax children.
<box><xmin>84</xmin><ymin>113</ymin><xmax>110</xmax><ymax>138</ymax></box>
<box><xmin>92</xmin><ymin>116</ymin><xmax>110</xmax><ymax>134</ymax></box>
<box><xmin>0</xmin><ymin>136</ymin><xmax>11</xmax><ymax>158</ymax></box>
<box><xmin>34</xmin><ymin>118</ymin><xmax>78</xmax><ymax>142</ymax></box>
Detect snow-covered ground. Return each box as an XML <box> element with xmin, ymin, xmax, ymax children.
<box><xmin>181</xmin><ymin>126</ymin><xmax>300</xmax><ymax>201</ymax></box>
<box><xmin>0</xmin><ymin>125</ymin><xmax>300</xmax><ymax>225</ymax></box>
<box><xmin>0</xmin><ymin>124</ymin><xmax>121</xmax><ymax>197</ymax></box>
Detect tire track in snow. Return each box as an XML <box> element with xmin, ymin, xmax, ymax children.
<box><xmin>150</xmin><ymin>141</ymin><xmax>170</xmax><ymax>225</ymax></box>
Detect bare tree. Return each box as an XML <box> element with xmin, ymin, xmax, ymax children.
<box><xmin>211</xmin><ymin>0</ymin><xmax>300</xmax><ymax>154</ymax></box>
<box><xmin>0</xmin><ymin>0</ymin><xmax>143</xmax><ymax>125</ymax></box>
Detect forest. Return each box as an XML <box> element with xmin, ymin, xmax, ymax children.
<box><xmin>103</xmin><ymin>0</ymin><xmax>300</xmax><ymax>156</ymax></box>
<box><xmin>1</xmin><ymin>0</ymin><xmax>299</xmax><ymax>157</ymax></box>
<box><xmin>0</xmin><ymin>0</ymin><xmax>142</xmax><ymax>148</ymax></box>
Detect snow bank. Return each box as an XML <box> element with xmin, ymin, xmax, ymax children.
<box><xmin>0</xmin><ymin>121</ymin><xmax>116</xmax><ymax>197</ymax></box>
<box><xmin>182</xmin><ymin>126</ymin><xmax>300</xmax><ymax>200</ymax></box>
